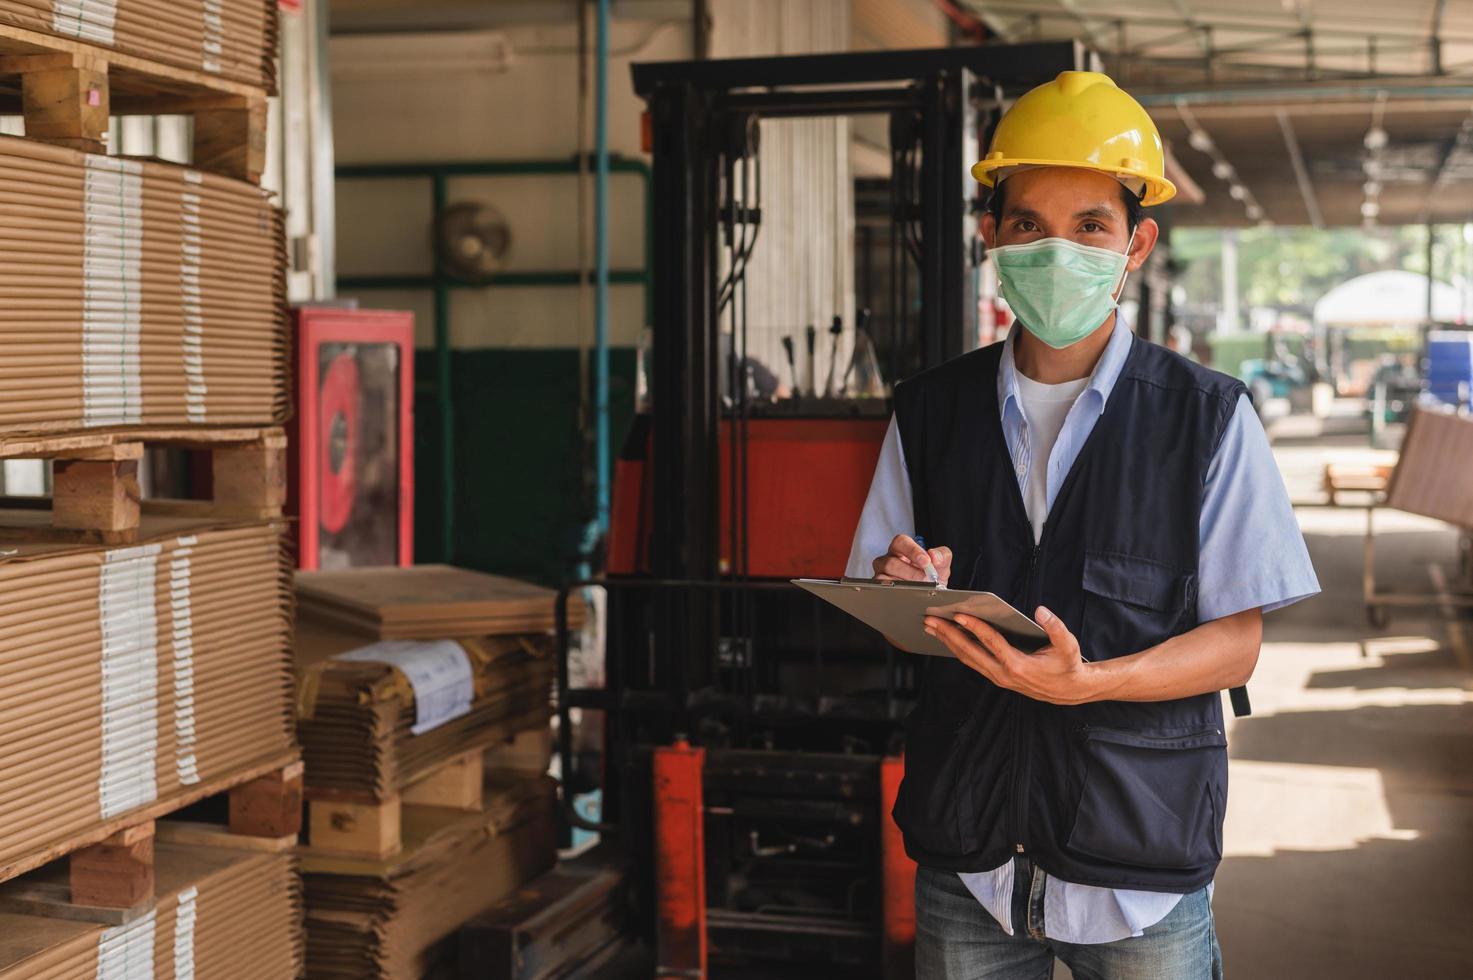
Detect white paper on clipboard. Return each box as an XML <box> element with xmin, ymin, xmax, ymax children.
<box><xmin>792</xmin><ymin>578</ymin><xmax>1049</xmax><ymax>657</ymax></box>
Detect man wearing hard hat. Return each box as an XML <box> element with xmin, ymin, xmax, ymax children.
<box><xmin>846</xmin><ymin>72</ymin><xmax>1319</xmax><ymax>977</ymax></box>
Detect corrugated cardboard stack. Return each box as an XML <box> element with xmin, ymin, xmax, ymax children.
<box><xmin>0</xmin><ymin>0</ymin><xmax>278</xmax><ymax>89</ymax></box>
<box><xmin>0</xmin><ymin>844</ymin><xmax>302</xmax><ymax>977</ymax></box>
<box><xmin>303</xmin><ymin>773</ymin><xmax>557</xmax><ymax>979</ymax></box>
<box><xmin>0</xmin><ymin>9</ymin><xmax>299</xmax><ymax>953</ymax></box>
<box><xmin>296</xmin><ymin>619</ymin><xmax>553</xmax><ymax>802</ymax></box>
<box><xmin>295</xmin><ymin>566</ymin><xmax>572</xmax><ymax>979</ymax></box>
<box><xmin>0</xmin><ymin>513</ymin><xmax>295</xmax><ymax>876</ymax></box>
<box><xmin>0</xmin><ymin>135</ymin><xmax>287</xmax><ymax>436</ymax></box>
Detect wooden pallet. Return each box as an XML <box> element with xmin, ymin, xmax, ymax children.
<box><xmin>304</xmin><ymin>749</ymin><xmax>489</xmax><ymax>862</ymax></box>
<box><xmin>0</xmin><ymin>425</ymin><xmax>286</xmax><ymax>544</ymax></box>
<box><xmin>0</xmin><ymin>21</ymin><xmax>266</xmax><ymax>181</ymax></box>
<box><xmin>0</xmin><ymin>755</ymin><xmax>301</xmax><ymax>924</ymax></box>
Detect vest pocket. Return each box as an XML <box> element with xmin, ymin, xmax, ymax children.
<box><xmin>1065</xmin><ymin>726</ymin><xmax>1227</xmax><ymax>871</ymax></box>
<box><xmin>1081</xmin><ymin>550</ymin><xmax>1195</xmax><ymax>657</ymax></box>
<box><xmin>893</xmin><ymin>713</ymin><xmax>980</xmax><ymax>856</ymax></box>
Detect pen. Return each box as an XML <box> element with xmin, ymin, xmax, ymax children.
<box><xmin>914</xmin><ymin>534</ymin><xmax>940</xmax><ymax>586</ymax></box>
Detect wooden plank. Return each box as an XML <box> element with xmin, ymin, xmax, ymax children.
<box><xmin>51</xmin><ymin>458</ymin><xmax>140</xmax><ymax>533</ymax></box>
<box><xmin>0</xmin><ymin>880</ymin><xmax>151</xmax><ymax>926</ymax></box>
<box><xmin>212</xmin><ymin>438</ymin><xmax>287</xmax><ymax>512</ymax></box>
<box><xmin>0</xmin><ymin>426</ymin><xmax>280</xmax><ymax>459</ymax></box>
<box><xmin>192</xmin><ymin>97</ymin><xmax>267</xmax><ymax>183</ymax></box>
<box><xmin>156</xmin><ymin>821</ymin><xmax>296</xmax><ymax>854</ymax></box>
<box><xmin>228</xmin><ymin>759</ymin><xmax>305</xmax><ymax>839</ymax></box>
<box><xmin>402</xmin><ymin>750</ymin><xmax>485</xmax><ymax>812</ymax></box>
<box><xmin>21</xmin><ymin>63</ymin><xmax>108</xmax><ymax>150</ymax></box>
<box><xmin>69</xmin><ymin>822</ymin><xmax>155</xmax><ymax>909</ymax></box>
<box><xmin>308</xmin><ymin>795</ymin><xmax>402</xmax><ymax>861</ymax></box>
<box><xmin>0</xmin><ymin>20</ymin><xmax>262</xmax><ymax>102</ymax></box>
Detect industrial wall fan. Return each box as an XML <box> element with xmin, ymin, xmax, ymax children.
<box><xmin>436</xmin><ymin>201</ymin><xmax>512</xmax><ymax>278</ymax></box>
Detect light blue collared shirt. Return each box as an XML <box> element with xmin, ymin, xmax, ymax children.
<box><xmin>844</xmin><ymin>318</ymin><xmax>1320</xmax><ymax>943</ymax></box>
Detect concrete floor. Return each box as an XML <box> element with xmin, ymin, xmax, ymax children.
<box><xmin>1060</xmin><ymin>415</ymin><xmax>1473</xmax><ymax>978</ymax></box>
<box><xmin>1213</xmin><ymin>425</ymin><xmax>1473</xmax><ymax>978</ymax></box>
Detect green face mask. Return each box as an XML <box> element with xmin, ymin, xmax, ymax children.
<box><xmin>992</xmin><ymin>234</ymin><xmax>1134</xmax><ymax>349</ymax></box>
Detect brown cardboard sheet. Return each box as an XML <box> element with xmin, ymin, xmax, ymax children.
<box><xmin>295</xmin><ymin>564</ymin><xmax>585</xmax><ymax>640</ymax></box>
<box><xmin>0</xmin><ymin>133</ymin><xmax>287</xmax><ymax>436</ymax></box>
<box><xmin>0</xmin><ymin>513</ymin><xmax>296</xmax><ymax>874</ymax></box>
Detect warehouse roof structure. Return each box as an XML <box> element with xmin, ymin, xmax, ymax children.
<box><xmin>963</xmin><ymin>0</ymin><xmax>1473</xmax><ymax>226</ymax></box>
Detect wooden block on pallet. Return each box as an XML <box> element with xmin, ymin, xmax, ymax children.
<box><xmin>228</xmin><ymin>759</ymin><xmax>305</xmax><ymax>839</ymax></box>
<box><xmin>212</xmin><ymin>430</ymin><xmax>287</xmax><ymax>515</ymax></box>
<box><xmin>18</xmin><ymin>51</ymin><xmax>110</xmax><ymax>153</ymax></box>
<box><xmin>69</xmin><ymin>822</ymin><xmax>154</xmax><ymax>910</ymax></box>
<box><xmin>193</xmin><ymin>97</ymin><xmax>267</xmax><ymax>183</ymax></box>
<box><xmin>52</xmin><ymin>454</ymin><xmax>141</xmax><ymax>535</ymax></box>
<box><xmin>403</xmin><ymin>749</ymin><xmax>485</xmax><ymax>812</ymax></box>
<box><xmin>308</xmin><ymin>794</ymin><xmax>402</xmax><ymax>861</ymax></box>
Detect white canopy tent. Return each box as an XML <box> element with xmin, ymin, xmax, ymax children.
<box><xmin>1313</xmin><ymin>270</ymin><xmax>1464</xmax><ymax>327</ymax></box>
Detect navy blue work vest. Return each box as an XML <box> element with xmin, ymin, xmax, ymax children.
<box><xmin>892</xmin><ymin>334</ymin><xmax>1246</xmax><ymax>893</ymax></box>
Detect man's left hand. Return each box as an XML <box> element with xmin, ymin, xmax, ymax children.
<box><xmin>924</xmin><ymin>606</ymin><xmax>1100</xmax><ymax>706</ymax></box>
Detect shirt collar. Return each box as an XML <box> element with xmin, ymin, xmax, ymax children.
<box><xmin>998</xmin><ymin>312</ymin><xmax>1135</xmax><ymax>420</ymax></box>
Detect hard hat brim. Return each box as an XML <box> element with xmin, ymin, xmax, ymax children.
<box><xmin>971</xmin><ymin>157</ymin><xmax>1177</xmax><ymax>207</ymax></box>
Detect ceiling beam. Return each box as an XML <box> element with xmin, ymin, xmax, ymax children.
<box><xmin>1275</xmin><ymin>108</ymin><xmax>1324</xmax><ymax>228</ymax></box>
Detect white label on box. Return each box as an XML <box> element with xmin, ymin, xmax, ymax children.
<box><xmin>337</xmin><ymin>640</ymin><xmax>476</xmax><ymax>735</ymax></box>
<box><xmin>54</xmin><ymin>0</ymin><xmax>118</xmax><ymax>47</ymax></box>
<box><xmin>171</xmin><ymin>542</ymin><xmax>200</xmax><ymax>784</ymax></box>
<box><xmin>173</xmin><ymin>885</ymin><xmax>198</xmax><ymax>980</ymax></box>
<box><xmin>99</xmin><ymin>546</ymin><xmax>160</xmax><ymax>818</ymax></box>
<box><xmin>97</xmin><ymin>907</ymin><xmax>155</xmax><ymax>980</ymax></box>
<box><xmin>83</xmin><ymin>156</ymin><xmax>144</xmax><ymax>427</ymax></box>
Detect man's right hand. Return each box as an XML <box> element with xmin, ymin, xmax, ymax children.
<box><xmin>872</xmin><ymin>534</ymin><xmax>953</xmax><ymax>587</ymax></box>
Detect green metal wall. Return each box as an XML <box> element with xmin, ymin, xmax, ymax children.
<box><xmin>413</xmin><ymin>347</ymin><xmax>639</xmax><ymax>585</ymax></box>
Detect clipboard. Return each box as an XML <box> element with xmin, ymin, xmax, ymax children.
<box><xmin>793</xmin><ymin>577</ymin><xmax>1049</xmax><ymax>657</ymax></box>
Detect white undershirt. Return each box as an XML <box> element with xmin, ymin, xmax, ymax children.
<box><xmin>1013</xmin><ymin>371</ymin><xmax>1090</xmax><ymax>543</ymax></box>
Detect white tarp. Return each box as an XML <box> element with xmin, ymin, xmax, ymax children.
<box><xmin>1313</xmin><ymin>270</ymin><xmax>1463</xmax><ymax>327</ymax></box>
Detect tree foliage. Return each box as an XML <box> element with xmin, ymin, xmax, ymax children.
<box><xmin>1171</xmin><ymin>224</ymin><xmax>1470</xmax><ymax>316</ymax></box>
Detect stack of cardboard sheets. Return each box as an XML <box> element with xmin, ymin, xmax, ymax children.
<box><xmin>0</xmin><ymin>0</ymin><xmax>278</xmax><ymax>89</ymax></box>
<box><xmin>0</xmin><ymin>512</ymin><xmax>295</xmax><ymax>877</ymax></box>
<box><xmin>0</xmin><ymin>134</ymin><xmax>287</xmax><ymax>436</ymax></box>
<box><xmin>303</xmin><ymin>773</ymin><xmax>557</xmax><ymax>979</ymax></box>
<box><xmin>0</xmin><ymin>844</ymin><xmax>301</xmax><ymax>978</ymax></box>
<box><xmin>295</xmin><ymin>564</ymin><xmax>584</xmax><ymax>640</ymax></box>
<box><xmin>296</xmin><ymin>617</ymin><xmax>554</xmax><ymax>801</ymax></box>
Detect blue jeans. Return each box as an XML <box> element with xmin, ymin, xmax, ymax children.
<box><xmin>915</xmin><ymin>861</ymin><xmax>1224</xmax><ymax>980</ymax></box>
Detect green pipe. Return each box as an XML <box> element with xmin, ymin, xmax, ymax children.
<box><xmin>595</xmin><ymin>0</ymin><xmax>612</xmax><ymax>535</ymax></box>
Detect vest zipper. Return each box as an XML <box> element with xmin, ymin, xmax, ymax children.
<box><xmin>1012</xmin><ymin>540</ymin><xmax>1043</xmax><ymax>855</ymax></box>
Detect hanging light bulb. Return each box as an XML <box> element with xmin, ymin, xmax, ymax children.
<box><xmin>1363</xmin><ymin>180</ymin><xmax>1381</xmax><ymax>196</ymax></box>
<box><xmin>1188</xmin><ymin>129</ymin><xmax>1214</xmax><ymax>152</ymax></box>
<box><xmin>1211</xmin><ymin>160</ymin><xmax>1235</xmax><ymax>181</ymax></box>
<box><xmin>1229</xmin><ymin>184</ymin><xmax>1247</xmax><ymax>201</ymax></box>
<box><xmin>1364</xmin><ymin>127</ymin><xmax>1389</xmax><ymax>150</ymax></box>
<box><xmin>1246</xmin><ymin>203</ymin><xmax>1263</xmax><ymax>220</ymax></box>
<box><xmin>1361</xmin><ymin>200</ymin><xmax>1381</xmax><ymax>218</ymax></box>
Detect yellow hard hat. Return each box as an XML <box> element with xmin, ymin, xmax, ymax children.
<box><xmin>972</xmin><ymin>71</ymin><xmax>1176</xmax><ymax>207</ymax></box>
